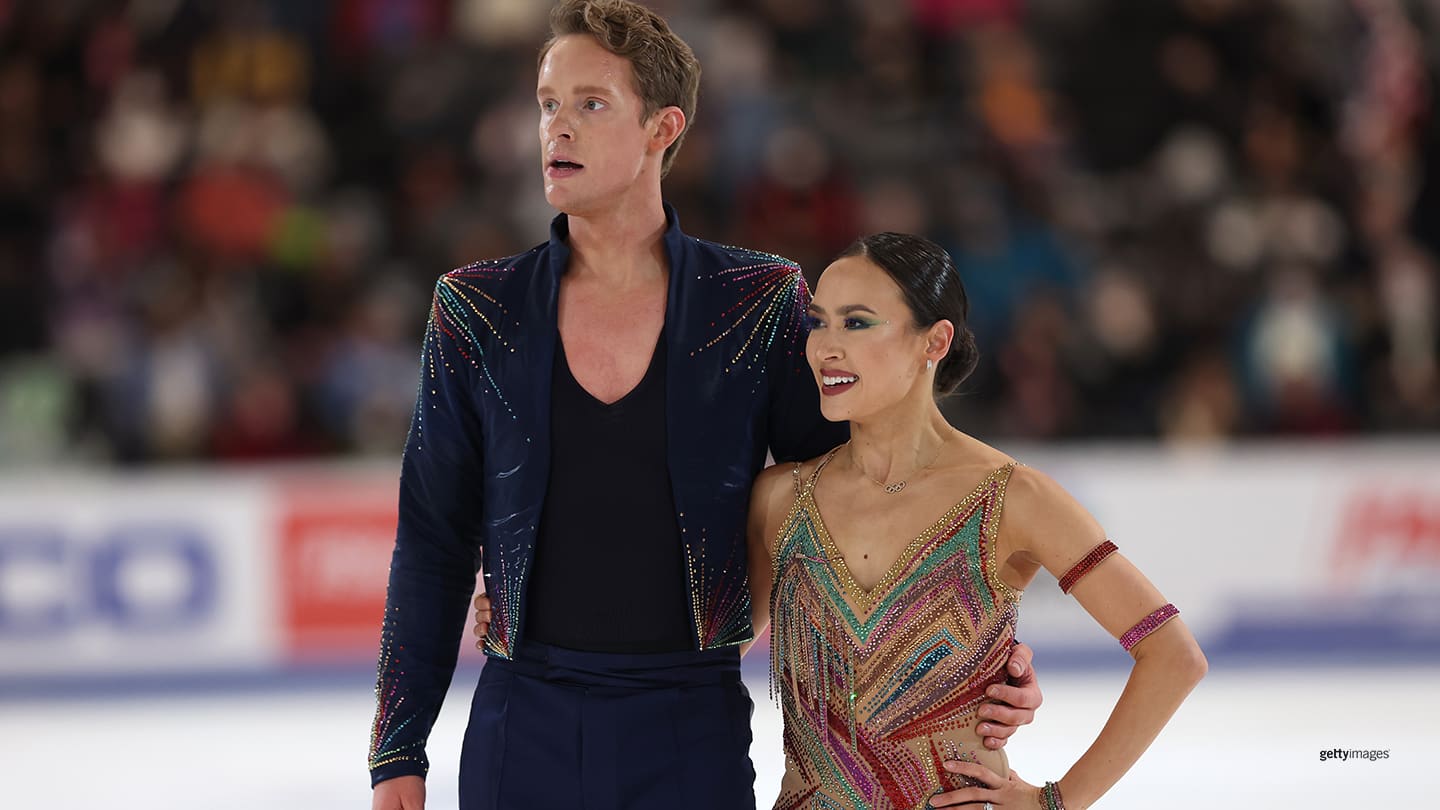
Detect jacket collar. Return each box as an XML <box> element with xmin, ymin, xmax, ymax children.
<box><xmin>545</xmin><ymin>203</ymin><xmax>688</xmax><ymax>282</ymax></box>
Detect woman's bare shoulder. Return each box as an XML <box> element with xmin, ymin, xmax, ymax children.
<box><xmin>753</xmin><ymin>448</ymin><xmax>840</xmax><ymax>504</ymax></box>
<box><xmin>752</xmin><ymin>460</ymin><xmax>797</xmax><ymax>499</ymax></box>
<box><xmin>941</xmin><ymin>432</ymin><xmax>1019</xmax><ymax>481</ymax></box>
<box><xmin>1002</xmin><ymin>462</ymin><xmax>1077</xmax><ymax>509</ymax></box>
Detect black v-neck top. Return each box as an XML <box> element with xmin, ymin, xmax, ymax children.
<box><xmin>524</xmin><ymin>331</ymin><xmax>693</xmax><ymax>652</ymax></box>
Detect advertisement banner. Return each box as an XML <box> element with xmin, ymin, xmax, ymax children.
<box><xmin>1004</xmin><ymin>443</ymin><xmax>1440</xmax><ymax>664</ymax></box>
<box><xmin>275</xmin><ymin>479</ymin><xmax>398</xmax><ymax>660</ymax></box>
<box><xmin>0</xmin><ymin>473</ymin><xmax>277</xmax><ymax>677</ymax></box>
<box><xmin>3</xmin><ymin>443</ymin><xmax>1436</xmax><ymax>686</ymax></box>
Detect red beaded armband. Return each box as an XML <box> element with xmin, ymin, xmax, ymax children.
<box><xmin>1120</xmin><ymin>603</ymin><xmax>1179</xmax><ymax>651</ymax></box>
<box><xmin>1058</xmin><ymin>539</ymin><xmax>1118</xmax><ymax>594</ymax></box>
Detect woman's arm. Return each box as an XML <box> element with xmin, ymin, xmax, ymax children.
<box><xmin>1045</xmin><ymin>563</ymin><xmax>1207</xmax><ymax>808</ymax></box>
<box><xmin>948</xmin><ymin>466</ymin><xmax>1207</xmax><ymax>810</ymax></box>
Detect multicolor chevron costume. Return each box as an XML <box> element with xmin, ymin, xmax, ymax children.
<box><xmin>770</xmin><ymin>450</ymin><xmax>1022</xmax><ymax>810</ymax></box>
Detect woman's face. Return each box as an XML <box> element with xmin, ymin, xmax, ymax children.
<box><xmin>806</xmin><ymin>255</ymin><xmax>943</xmax><ymax>423</ymax></box>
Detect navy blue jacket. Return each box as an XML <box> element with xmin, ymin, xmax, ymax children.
<box><xmin>368</xmin><ymin>206</ymin><xmax>847</xmax><ymax>784</ymax></box>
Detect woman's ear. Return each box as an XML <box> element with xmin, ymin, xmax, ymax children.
<box><xmin>926</xmin><ymin>319</ymin><xmax>956</xmax><ymax>361</ymax></box>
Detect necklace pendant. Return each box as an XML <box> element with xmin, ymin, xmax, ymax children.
<box><xmin>884</xmin><ymin>481</ymin><xmax>906</xmax><ymax>494</ymax></box>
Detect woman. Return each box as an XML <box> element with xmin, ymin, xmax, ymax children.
<box><xmin>745</xmin><ymin>232</ymin><xmax>1206</xmax><ymax>809</ymax></box>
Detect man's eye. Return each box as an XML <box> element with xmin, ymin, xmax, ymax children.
<box><xmin>584</xmin><ymin>99</ymin><xmax>606</xmax><ymax>111</ymax></box>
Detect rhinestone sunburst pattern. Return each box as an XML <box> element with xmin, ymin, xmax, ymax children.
<box><xmin>683</xmin><ymin>524</ymin><xmax>754</xmax><ymax>650</ymax></box>
<box><xmin>404</xmin><ymin>257</ymin><xmax>526</xmax><ymax>660</ymax></box>
<box><xmin>690</xmin><ymin>246</ymin><xmax>811</xmax><ymax>381</ymax></box>
<box><xmin>368</xmin><ymin>604</ymin><xmax>425</xmax><ymax>773</ymax></box>
<box><xmin>415</xmin><ymin>259</ymin><xmax>521</xmax><ymax>428</ymax></box>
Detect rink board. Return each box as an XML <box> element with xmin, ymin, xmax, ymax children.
<box><xmin>1</xmin><ymin>442</ymin><xmax>1438</xmax><ymax>690</ymax></box>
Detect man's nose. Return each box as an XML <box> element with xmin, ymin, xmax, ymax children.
<box><xmin>544</xmin><ymin>110</ymin><xmax>576</xmax><ymax>142</ymax></box>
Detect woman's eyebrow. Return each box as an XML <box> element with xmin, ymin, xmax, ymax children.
<box><xmin>807</xmin><ymin>303</ymin><xmax>879</xmax><ymax>315</ymax></box>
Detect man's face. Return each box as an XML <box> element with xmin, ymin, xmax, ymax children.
<box><xmin>536</xmin><ymin>35</ymin><xmax>657</xmax><ymax>215</ymax></box>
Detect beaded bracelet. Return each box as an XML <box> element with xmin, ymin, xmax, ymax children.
<box><xmin>1119</xmin><ymin>603</ymin><xmax>1179</xmax><ymax>651</ymax></box>
<box><xmin>1058</xmin><ymin>540</ymin><xmax>1118</xmax><ymax>594</ymax></box>
<box><xmin>1040</xmin><ymin>780</ymin><xmax>1067</xmax><ymax>810</ymax></box>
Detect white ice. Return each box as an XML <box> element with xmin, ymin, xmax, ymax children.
<box><xmin>2</xmin><ymin>664</ymin><xmax>1435</xmax><ymax>808</ymax></box>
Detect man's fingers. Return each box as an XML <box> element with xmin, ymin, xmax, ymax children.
<box><xmin>1007</xmin><ymin>641</ymin><xmax>1034</xmax><ymax>677</ymax></box>
<box><xmin>976</xmin><ymin>719</ymin><xmax>1018</xmax><ymax>740</ymax></box>
<box><xmin>472</xmin><ymin>593</ymin><xmax>492</xmax><ymax>626</ymax></box>
<box><xmin>985</xmin><ymin>681</ymin><xmax>1042</xmax><ymax>711</ymax></box>
<box><xmin>977</xmin><ymin>701</ymin><xmax>1034</xmax><ymax>728</ymax></box>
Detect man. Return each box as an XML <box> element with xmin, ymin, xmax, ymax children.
<box><xmin>370</xmin><ymin>3</ymin><xmax>1041</xmax><ymax>808</ymax></box>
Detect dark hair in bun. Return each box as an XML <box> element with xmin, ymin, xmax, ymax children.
<box><xmin>836</xmin><ymin>232</ymin><xmax>978</xmax><ymax>396</ymax></box>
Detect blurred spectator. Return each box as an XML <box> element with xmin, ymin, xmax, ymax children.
<box><xmin>0</xmin><ymin>0</ymin><xmax>1436</xmax><ymax>466</ymax></box>
<box><xmin>1238</xmin><ymin>265</ymin><xmax>1355</xmax><ymax>434</ymax></box>
<box><xmin>738</xmin><ymin>125</ymin><xmax>861</xmax><ymax>276</ymax></box>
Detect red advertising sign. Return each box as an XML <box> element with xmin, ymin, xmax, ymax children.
<box><xmin>1331</xmin><ymin>488</ymin><xmax>1440</xmax><ymax>587</ymax></box>
<box><xmin>277</xmin><ymin>482</ymin><xmax>399</xmax><ymax>659</ymax></box>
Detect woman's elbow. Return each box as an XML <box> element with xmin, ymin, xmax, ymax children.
<box><xmin>1171</xmin><ymin>635</ymin><xmax>1208</xmax><ymax>688</ymax></box>
<box><xmin>1183</xmin><ymin>641</ymin><xmax>1209</xmax><ymax>686</ymax></box>
<box><xmin>1139</xmin><ymin>628</ymin><xmax>1208</xmax><ymax>688</ymax></box>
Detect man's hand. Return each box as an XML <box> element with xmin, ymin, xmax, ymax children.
<box><xmin>372</xmin><ymin>775</ymin><xmax>425</xmax><ymax>810</ymax></box>
<box><xmin>978</xmin><ymin>641</ymin><xmax>1042</xmax><ymax>749</ymax></box>
<box><xmin>472</xmin><ymin>593</ymin><xmax>492</xmax><ymax>648</ymax></box>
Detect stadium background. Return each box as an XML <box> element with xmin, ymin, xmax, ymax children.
<box><xmin>1</xmin><ymin>0</ymin><xmax>1437</xmax><ymax>807</ymax></box>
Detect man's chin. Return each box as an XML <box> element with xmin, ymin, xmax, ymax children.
<box><xmin>544</xmin><ymin>189</ymin><xmax>595</xmax><ymax>217</ymax></box>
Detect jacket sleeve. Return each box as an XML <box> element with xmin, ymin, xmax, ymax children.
<box><xmin>767</xmin><ymin>268</ymin><xmax>849</xmax><ymax>463</ymax></box>
<box><xmin>369</xmin><ymin>277</ymin><xmax>488</xmax><ymax>786</ymax></box>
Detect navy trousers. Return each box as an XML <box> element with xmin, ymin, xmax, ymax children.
<box><xmin>459</xmin><ymin>641</ymin><xmax>757</xmax><ymax>810</ymax></box>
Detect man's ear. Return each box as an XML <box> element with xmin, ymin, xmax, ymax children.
<box><xmin>649</xmin><ymin>106</ymin><xmax>686</xmax><ymax>155</ymax></box>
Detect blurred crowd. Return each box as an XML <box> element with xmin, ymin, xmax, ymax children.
<box><xmin>0</xmin><ymin>0</ymin><xmax>1437</xmax><ymax>465</ymax></box>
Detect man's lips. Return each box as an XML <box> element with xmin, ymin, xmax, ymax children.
<box><xmin>546</xmin><ymin>158</ymin><xmax>584</xmax><ymax>178</ymax></box>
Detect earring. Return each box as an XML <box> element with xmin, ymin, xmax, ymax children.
<box><xmin>926</xmin><ymin>358</ymin><xmax>934</xmax><ymax>371</ymax></box>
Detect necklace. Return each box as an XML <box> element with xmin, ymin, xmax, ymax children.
<box><xmin>847</xmin><ymin>439</ymin><xmax>946</xmax><ymax>494</ymax></box>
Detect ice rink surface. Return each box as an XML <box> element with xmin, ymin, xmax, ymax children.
<box><xmin>4</xmin><ymin>661</ymin><xmax>1436</xmax><ymax>809</ymax></box>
